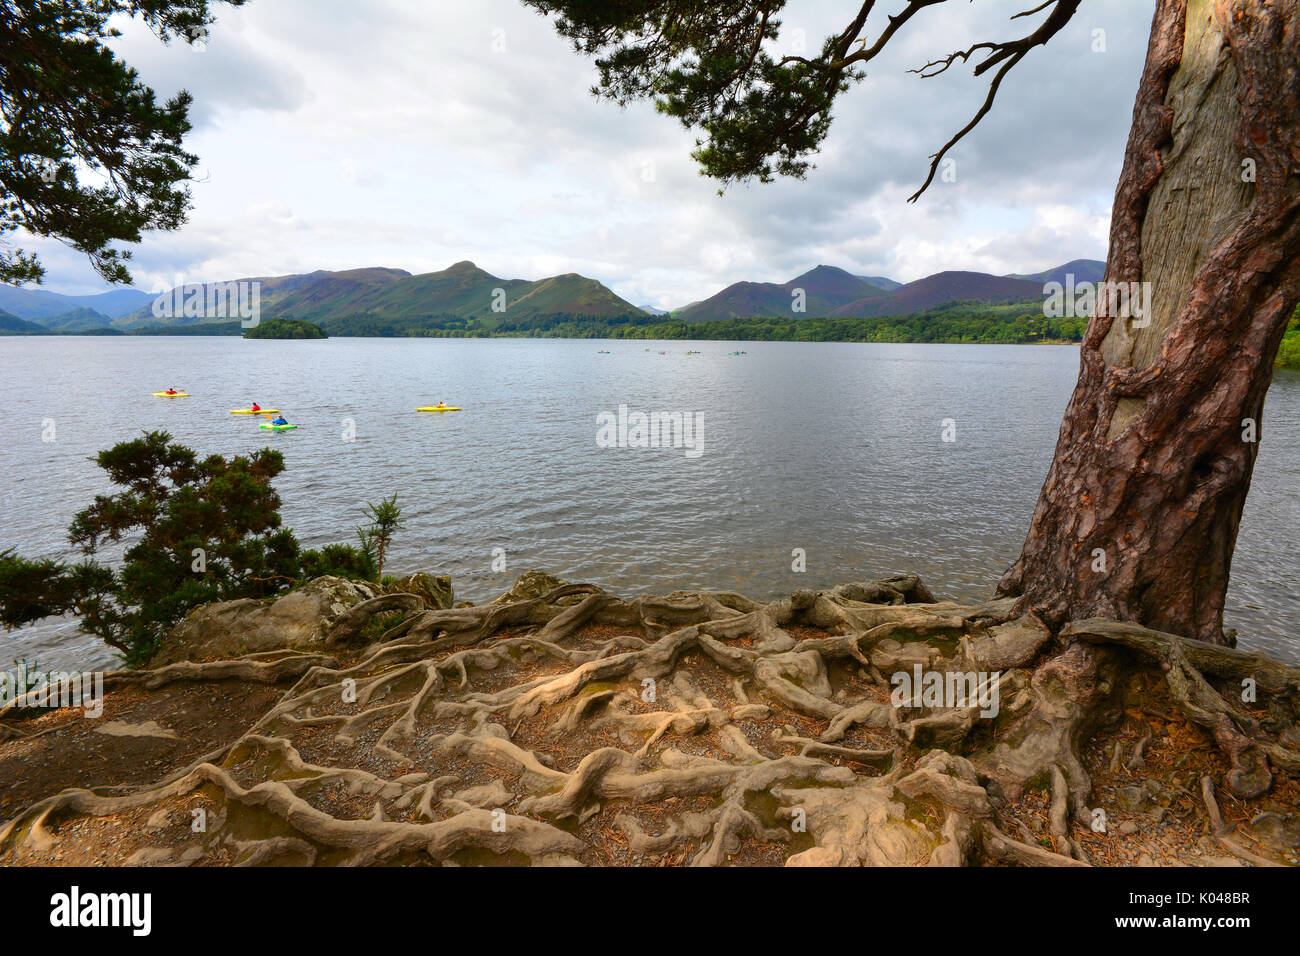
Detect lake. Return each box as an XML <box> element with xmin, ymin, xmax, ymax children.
<box><xmin>2</xmin><ymin>335</ymin><xmax>1297</xmax><ymax>670</ymax></box>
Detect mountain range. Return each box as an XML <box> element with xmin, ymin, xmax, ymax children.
<box><xmin>0</xmin><ymin>258</ymin><xmax>1105</xmax><ymax>334</ymax></box>
<box><xmin>0</xmin><ymin>285</ymin><xmax>155</xmax><ymax>322</ymax></box>
<box><xmin>0</xmin><ymin>309</ymin><xmax>46</xmax><ymax>333</ymax></box>
<box><xmin>670</xmin><ymin>262</ymin><xmax>1103</xmax><ymax>323</ymax></box>
<box><xmin>113</xmin><ymin>261</ymin><xmax>646</xmax><ymax>328</ymax></box>
<box><xmin>1009</xmin><ymin>258</ymin><xmax>1107</xmax><ymax>286</ymax></box>
<box><xmin>674</xmin><ymin>264</ymin><xmax>887</xmax><ymax>323</ymax></box>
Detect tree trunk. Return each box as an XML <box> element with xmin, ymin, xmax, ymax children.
<box><xmin>999</xmin><ymin>0</ymin><xmax>1300</xmax><ymax>644</ymax></box>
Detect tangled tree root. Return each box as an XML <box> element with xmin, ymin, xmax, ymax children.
<box><xmin>2</xmin><ymin>574</ymin><xmax>1297</xmax><ymax>866</ymax></box>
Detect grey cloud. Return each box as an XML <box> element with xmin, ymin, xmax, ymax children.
<box><xmin>110</xmin><ymin>9</ymin><xmax>310</xmax><ymax>127</ymax></box>
<box><xmin>29</xmin><ymin>0</ymin><xmax>1154</xmax><ymax>302</ymax></box>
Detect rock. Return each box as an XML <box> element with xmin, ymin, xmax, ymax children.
<box><xmin>154</xmin><ymin>576</ymin><xmax>380</xmax><ymax>665</ymax></box>
<box><xmin>125</xmin><ymin>847</ymin><xmax>177</xmax><ymax>866</ymax></box>
<box><xmin>1119</xmin><ymin>821</ymin><xmax>1139</xmax><ymax>835</ymax></box>
<box><xmin>95</xmin><ymin>720</ymin><xmax>177</xmax><ymax>740</ymax></box>
<box><xmin>1117</xmin><ymin>786</ymin><xmax>1149</xmax><ymax>813</ymax></box>
<box><xmin>491</xmin><ymin>570</ymin><xmax>569</xmax><ymax>604</ymax></box>
<box><xmin>1246</xmin><ymin>811</ymin><xmax>1300</xmax><ymax>851</ymax></box>
<box><xmin>125</xmin><ymin>845</ymin><xmax>204</xmax><ymax>866</ymax></box>
<box><xmin>388</xmin><ymin>572</ymin><xmax>453</xmax><ymax>610</ymax></box>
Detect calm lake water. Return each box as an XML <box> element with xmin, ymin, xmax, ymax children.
<box><xmin>2</xmin><ymin>336</ymin><xmax>1298</xmax><ymax>670</ymax></box>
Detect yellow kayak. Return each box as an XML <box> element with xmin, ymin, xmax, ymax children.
<box><xmin>153</xmin><ymin>391</ymin><xmax>189</xmax><ymax>397</ymax></box>
<box><xmin>416</xmin><ymin>406</ymin><xmax>461</xmax><ymax>412</ymax></box>
<box><xmin>230</xmin><ymin>408</ymin><xmax>279</xmax><ymax>414</ymax></box>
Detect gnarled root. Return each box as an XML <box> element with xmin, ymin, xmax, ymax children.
<box><xmin>2</xmin><ymin>573</ymin><xmax>1295</xmax><ymax>867</ymax></box>
<box><xmin>1066</xmin><ymin>619</ymin><xmax>1300</xmax><ymax>798</ymax></box>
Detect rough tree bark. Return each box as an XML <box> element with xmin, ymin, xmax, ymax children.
<box><xmin>999</xmin><ymin>0</ymin><xmax>1300</xmax><ymax>644</ymax></box>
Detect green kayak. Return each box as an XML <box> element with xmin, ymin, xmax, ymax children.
<box><xmin>259</xmin><ymin>423</ymin><xmax>298</xmax><ymax>430</ymax></box>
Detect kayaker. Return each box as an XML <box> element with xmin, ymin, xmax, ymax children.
<box><xmin>251</xmin><ymin>402</ymin><xmax>261</xmax><ymax>411</ymax></box>
<box><xmin>271</xmin><ymin>415</ymin><xmax>288</xmax><ymax>426</ymax></box>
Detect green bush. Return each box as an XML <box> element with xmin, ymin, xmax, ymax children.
<box><xmin>1</xmin><ymin>431</ymin><xmax>400</xmax><ymax>666</ymax></box>
<box><xmin>298</xmin><ymin>542</ymin><xmax>377</xmax><ymax>582</ymax></box>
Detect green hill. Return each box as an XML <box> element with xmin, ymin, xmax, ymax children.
<box><xmin>0</xmin><ymin>309</ymin><xmax>48</xmax><ymax>333</ymax></box>
<box><xmin>273</xmin><ymin>261</ymin><xmax>644</xmax><ymax>325</ymax></box>
<box><xmin>244</xmin><ymin>318</ymin><xmax>327</xmax><ymax>339</ymax></box>
<box><xmin>118</xmin><ymin>262</ymin><xmax>644</xmax><ymax>329</ymax></box>
<box><xmin>37</xmin><ymin>307</ymin><xmax>113</xmax><ymax>332</ymax></box>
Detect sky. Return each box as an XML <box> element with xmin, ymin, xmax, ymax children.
<box><xmin>26</xmin><ymin>0</ymin><xmax>1157</xmax><ymax>310</ymax></box>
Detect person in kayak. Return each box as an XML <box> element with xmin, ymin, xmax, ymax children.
<box><xmin>251</xmin><ymin>402</ymin><xmax>261</xmax><ymax>411</ymax></box>
<box><xmin>271</xmin><ymin>415</ymin><xmax>288</xmax><ymax>426</ymax></box>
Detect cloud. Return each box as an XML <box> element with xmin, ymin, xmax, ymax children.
<box><xmin>25</xmin><ymin>0</ymin><xmax>1155</xmax><ymax>307</ymax></box>
<box><xmin>109</xmin><ymin>7</ymin><xmax>310</xmax><ymax>126</ymax></box>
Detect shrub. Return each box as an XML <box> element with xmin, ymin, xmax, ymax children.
<box><xmin>1</xmin><ymin>432</ymin><xmax>401</xmax><ymax>666</ymax></box>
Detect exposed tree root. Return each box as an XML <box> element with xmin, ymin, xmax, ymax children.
<box><xmin>1</xmin><ymin>575</ymin><xmax>1296</xmax><ymax>866</ymax></box>
<box><xmin>1066</xmin><ymin>619</ymin><xmax>1300</xmax><ymax>797</ymax></box>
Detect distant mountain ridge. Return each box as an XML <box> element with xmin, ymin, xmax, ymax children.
<box><xmin>855</xmin><ymin>274</ymin><xmax>902</xmax><ymax>291</ymax></box>
<box><xmin>3</xmin><ymin>257</ymin><xmax>1105</xmax><ymax>334</ymax></box>
<box><xmin>673</xmin><ymin>265</ymin><xmax>888</xmax><ymax>322</ymax></box>
<box><xmin>0</xmin><ymin>308</ymin><xmax>46</xmax><ymax>333</ymax></box>
<box><xmin>0</xmin><ymin>285</ymin><xmax>154</xmax><ymax>321</ymax></box>
<box><xmin>1007</xmin><ymin>259</ymin><xmax>1106</xmax><ymax>286</ymax></box>
<box><xmin>34</xmin><ymin>307</ymin><xmax>118</xmax><ymax>332</ymax></box>
<box><xmin>674</xmin><ymin>260</ymin><xmax>1102</xmax><ymax>322</ymax></box>
<box><xmin>117</xmin><ymin>261</ymin><xmax>645</xmax><ymax>328</ymax></box>
<box><xmin>832</xmin><ymin>271</ymin><xmax>1046</xmax><ymax>318</ymax></box>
